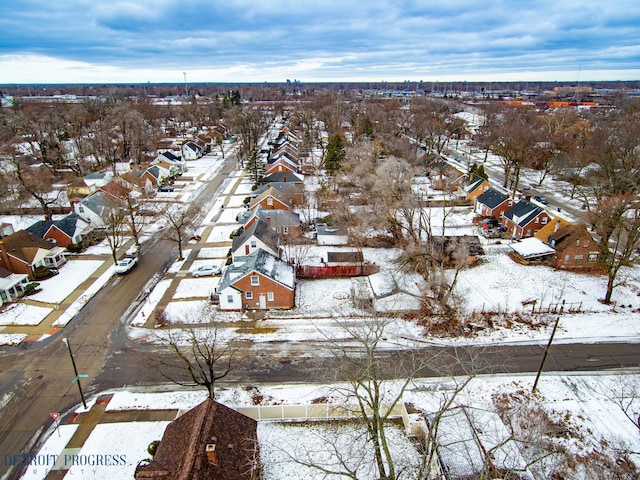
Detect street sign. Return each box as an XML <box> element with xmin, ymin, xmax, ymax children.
<box><xmin>50</xmin><ymin>412</ymin><xmax>60</xmax><ymax>421</ymax></box>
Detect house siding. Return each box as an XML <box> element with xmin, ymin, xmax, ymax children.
<box><xmin>45</xmin><ymin>226</ymin><xmax>74</xmax><ymax>247</ymax></box>
<box><xmin>233</xmin><ymin>272</ymin><xmax>294</xmax><ymax>310</ymax></box>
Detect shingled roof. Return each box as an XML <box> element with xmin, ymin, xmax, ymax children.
<box><xmin>136</xmin><ymin>398</ymin><xmax>258</xmax><ymax>480</ymax></box>
<box><xmin>476</xmin><ymin>188</ymin><xmax>508</xmax><ymax>209</ymax></box>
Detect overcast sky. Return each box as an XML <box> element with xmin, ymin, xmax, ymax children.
<box><xmin>1</xmin><ymin>0</ymin><xmax>639</xmax><ymax>84</ymax></box>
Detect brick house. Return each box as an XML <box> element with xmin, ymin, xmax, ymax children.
<box><xmin>231</xmin><ymin>219</ymin><xmax>280</xmax><ymax>261</ymax></box>
<box><xmin>474</xmin><ymin>188</ymin><xmax>513</xmax><ymax>220</ymax></box>
<box><xmin>501</xmin><ymin>199</ymin><xmax>551</xmax><ymax>239</ymax></box>
<box><xmin>249</xmin><ymin>187</ymin><xmax>293</xmax><ymax>211</ymax></box>
<box><xmin>217</xmin><ymin>249</ymin><xmax>295</xmax><ymax>310</ymax></box>
<box><xmin>547</xmin><ymin>223</ymin><xmax>600</xmax><ymax>269</ymax></box>
<box><xmin>25</xmin><ymin>213</ymin><xmax>87</xmax><ymax>247</ymax></box>
<box><xmin>136</xmin><ymin>398</ymin><xmax>259</xmax><ymax>480</ymax></box>
<box><xmin>463</xmin><ymin>174</ymin><xmax>491</xmax><ymax>201</ymax></box>
<box><xmin>0</xmin><ymin>230</ymin><xmax>67</xmax><ymax>278</ymax></box>
<box><xmin>241</xmin><ymin>206</ymin><xmax>301</xmax><ymax>239</ymax></box>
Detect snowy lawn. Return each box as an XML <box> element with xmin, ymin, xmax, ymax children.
<box><xmin>130</xmin><ymin>279</ymin><xmax>172</xmax><ymax>327</ymax></box>
<box><xmin>160</xmin><ymin>300</ymin><xmax>210</xmax><ymax>323</ymax></box>
<box><xmin>259</xmin><ymin>420</ymin><xmax>422</xmax><ymax>480</ymax></box>
<box><xmin>53</xmin><ymin>265</ymin><xmax>116</xmax><ymax>327</ymax></box>
<box><xmin>106</xmin><ymin>390</ymin><xmax>208</xmax><ymax>412</ymax></box>
<box><xmin>0</xmin><ymin>333</ymin><xmax>28</xmax><ymax>345</ymax></box>
<box><xmin>20</xmin><ymin>424</ymin><xmax>79</xmax><ymax>480</ymax></box>
<box><xmin>456</xmin><ymin>244</ymin><xmax>640</xmax><ymax>313</ymax></box>
<box><xmin>63</xmin><ymin>422</ymin><xmax>170</xmax><ymax>480</ymax></box>
<box><xmin>173</xmin><ymin>278</ymin><xmax>218</xmax><ymax>299</ymax></box>
<box><xmin>295</xmin><ymin>278</ymin><xmax>360</xmax><ymax>316</ymax></box>
<box><xmin>225</xmin><ymin>194</ymin><xmax>249</xmax><ymax>207</ymax></box>
<box><xmin>217</xmin><ymin>206</ymin><xmax>244</xmax><ymax>223</ymax></box>
<box><xmin>80</xmin><ymin>241</ymin><xmax>114</xmax><ymax>256</ymax></box>
<box><xmin>166</xmin><ymin>250</ymin><xmax>191</xmax><ymax>273</ymax></box>
<box><xmin>0</xmin><ymin>303</ymin><xmax>52</xmax><ymax>326</ymax></box>
<box><xmin>195</xmin><ymin>247</ymin><xmax>230</xmax><ymax>259</ymax></box>
<box><xmin>205</xmin><ymin>224</ymin><xmax>237</xmax><ymax>243</ymax></box>
<box><xmin>29</xmin><ymin>260</ymin><xmax>103</xmax><ymax>304</ymax></box>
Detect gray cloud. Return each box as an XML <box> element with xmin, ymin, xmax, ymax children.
<box><xmin>1</xmin><ymin>0</ymin><xmax>639</xmax><ymax>82</ymax></box>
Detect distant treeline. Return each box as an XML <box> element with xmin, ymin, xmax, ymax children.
<box><xmin>1</xmin><ymin>80</ymin><xmax>639</xmax><ymax>100</ymax></box>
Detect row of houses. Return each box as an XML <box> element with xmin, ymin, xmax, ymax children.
<box><xmin>424</xmin><ymin>156</ymin><xmax>600</xmax><ymax>271</ymax></box>
<box><xmin>474</xmin><ymin>187</ymin><xmax>599</xmax><ymax>269</ymax></box>
<box><xmin>215</xmin><ymin>128</ymin><xmax>304</xmax><ymax>311</ymax></box>
<box><xmin>0</xmin><ymin>149</ymin><xmax>194</xmax><ymax>305</ymax></box>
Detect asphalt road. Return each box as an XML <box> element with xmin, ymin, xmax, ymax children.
<box><xmin>1</xmin><ymin>151</ymin><xmax>639</xmax><ymax>479</ymax></box>
<box><xmin>0</xmin><ymin>154</ymin><xmax>237</xmax><ymax>480</ymax></box>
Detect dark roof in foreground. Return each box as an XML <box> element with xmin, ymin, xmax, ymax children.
<box><xmin>136</xmin><ymin>398</ymin><xmax>258</xmax><ymax>480</ymax></box>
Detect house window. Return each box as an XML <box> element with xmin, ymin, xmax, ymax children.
<box><xmin>583</xmin><ymin>241</ymin><xmax>590</xmax><ymax>247</ymax></box>
<box><xmin>283</xmin><ymin>227</ymin><xmax>289</xmax><ymax>234</ymax></box>
<box><xmin>245</xmin><ymin>291</ymin><xmax>253</xmax><ymax>299</ymax></box>
<box><xmin>576</xmin><ymin>240</ymin><xmax>580</xmax><ymax>247</ymax></box>
<box><xmin>574</xmin><ymin>254</ymin><xmax>584</xmax><ymax>260</ymax></box>
<box><xmin>267</xmin><ymin>197</ymin><xmax>273</xmax><ymax>206</ymax></box>
<box><xmin>226</xmin><ymin>295</ymin><xmax>233</xmax><ymax>304</ymax></box>
<box><xmin>267</xmin><ymin>292</ymin><xmax>274</xmax><ymax>302</ymax></box>
<box><xmin>564</xmin><ymin>254</ymin><xmax>570</xmax><ymax>261</ymax></box>
<box><xmin>250</xmin><ymin>240</ymin><xmax>257</xmax><ymax>248</ymax></box>
<box><xmin>78</xmin><ymin>205</ymin><xmax>84</xmax><ymax>213</ymax></box>
<box><xmin>250</xmin><ymin>275</ymin><xmax>259</xmax><ymax>286</ymax></box>
<box><xmin>588</xmin><ymin>253</ymin><xmax>598</xmax><ymax>261</ymax></box>
<box><xmin>542</xmin><ymin>217</ymin><xmax>548</xmax><ymax>225</ymax></box>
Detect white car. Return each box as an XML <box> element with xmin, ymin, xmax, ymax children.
<box><xmin>191</xmin><ymin>265</ymin><xmax>222</xmax><ymax>277</ymax></box>
<box><xmin>115</xmin><ymin>256</ymin><xmax>138</xmax><ymax>274</ymax></box>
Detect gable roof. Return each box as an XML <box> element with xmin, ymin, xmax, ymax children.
<box><xmin>476</xmin><ymin>188</ymin><xmax>508</xmax><ymax>209</ymax></box>
<box><xmin>158</xmin><ymin>150</ymin><xmax>182</xmax><ymax>162</ymax></box>
<box><xmin>263</xmin><ymin>171</ymin><xmax>303</xmax><ymax>184</ymax></box>
<box><xmin>463</xmin><ymin>174</ymin><xmax>488</xmax><ymax>193</ymax></box>
<box><xmin>252</xmin><ymin>182</ymin><xmax>303</xmax><ymax>199</ymax></box>
<box><xmin>0</xmin><ymin>230</ymin><xmax>56</xmax><ymax>264</ymax></box>
<box><xmin>136</xmin><ymin>398</ymin><xmax>258</xmax><ymax>480</ymax></box>
<box><xmin>548</xmin><ymin>223</ymin><xmax>594</xmax><ymax>250</ymax></box>
<box><xmin>534</xmin><ymin>216</ymin><xmax>571</xmax><ymax>243</ymax></box>
<box><xmin>79</xmin><ymin>191</ymin><xmax>122</xmax><ymax>217</ymax></box>
<box><xmin>504</xmin><ymin>199</ymin><xmax>545</xmax><ymax>227</ymax></box>
<box><xmin>219</xmin><ymin>249</ymin><xmax>295</xmax><ymax>292</ymax></box>
<box><xmin>243</xmin><ymin>206</ymin><xmax>300</xmax><ymax>228</ymax></box>
<box><xmin>232</xmin><ymin>219</ymin><xmax>280</xmax><ymax>254</ymax></box>
<box><xmin>249</xmin><ymin>187</ymin><xmax>293</xmax><ymax>210</ymax></box>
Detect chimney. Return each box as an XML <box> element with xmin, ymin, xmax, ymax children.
<box><xmin>267</xmin><ymin>215</ymin><xmax>271</xmax><ymax>226</ymax></box>
<box><xmin>283</xmin><ymin>175</ymin><xmax>287</xmax><ymax>183</ymax></box>
<box><xmin>554</xmin><ymin>220</ymin><xmax>561</xmax><ymax>232</ymax></box>
<box><xmin>205</xmin><ymin>443</ymin><xmax>217</xmax><ymax>466</ymax></box>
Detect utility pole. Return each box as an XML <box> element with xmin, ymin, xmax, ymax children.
<box><xmin>183</xmin><ymin>72</ymin><xmax>188</xmax><ymax>97</ymax></box>
<box><xmin>62</xmin><ymin>338</ymin><xmax>88</xmax><ymax>409</ymax></box>
<box><xmin>532</xmin><ymin>317</ymin><xmax>560</xmax><ymax>394</ymax></box>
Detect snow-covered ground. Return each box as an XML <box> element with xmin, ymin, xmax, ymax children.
<box><xmin>0</xmin><ymin>303</ymin><xmax>52</xmax><ymax>326</ymax></box>
<box><xmin>24</xmin><ymin>373</ymin><xmax>640</xmax><ymax>480</ymax></box>
<box><xmin>28</xmin><ymin>260</ymin><xmax>103</xmax><ymax>304</ymax></box>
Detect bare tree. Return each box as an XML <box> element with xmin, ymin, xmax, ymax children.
<box><xmin>320</xmin><ymin>316</ymin><xmax>484</xmax><ymax>479</ymax></box>
<box><xmin>585</xmin><ymin>193</ymin><xmax>640</xmax><ymax>303</ymax></box>
<box><xmin>161</xmin><ymin>203</ymin><xmax>201</xmax><ymax>261</ymax></box>
<box><xmin>103</xmin><ymin>207</ymin><xmax>129</xmax><ymax>264</ymax></box>
<box><xmin>1</xmin><ymin>151</ymin><xmax>66</xmax><ymax>221</ymax></box>
<box><xmin>154</xmin><ymin>305</ymin><xmax>235</xmax><ymax>400</ymax></box>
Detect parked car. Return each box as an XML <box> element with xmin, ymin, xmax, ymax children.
<box><xmin>115</xmin><ymin>256</ymin><xmax>138</xmax><ymax>274</ymax></box>
<box><xmin>191</xmin><ymin>264</ymin><xmax>222</xmax><ymax>277</ymax></box>
<box><xmin>533</xmin><ymin>195</ymin><xmax>548</xmax><ymax>205</ymax></box>
<box><xmin>158</xmin><ymin>184</ymin><xmax>174</xmax><ymax>192</ymax></box>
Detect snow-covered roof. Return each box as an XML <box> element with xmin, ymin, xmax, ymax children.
<box><xmin>509</xmin><ymin>237</ymin><xmax>556</xmax><ymax>259</ymax></box>
<box><xmin>219</xmin><ymin>249</ymin><xmax>295</xmax><ymax>291</ymax></box>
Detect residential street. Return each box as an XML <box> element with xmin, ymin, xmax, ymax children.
<box><xmin>1</xmin><ymin>148</ymin><xmax>639</xmax><ymax>479</ymax></box>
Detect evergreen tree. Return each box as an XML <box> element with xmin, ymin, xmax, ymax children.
<box><xmin>325</xmin><ymin>133</ymin><xmax>346</xmax><ymax>176</ymax></box>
